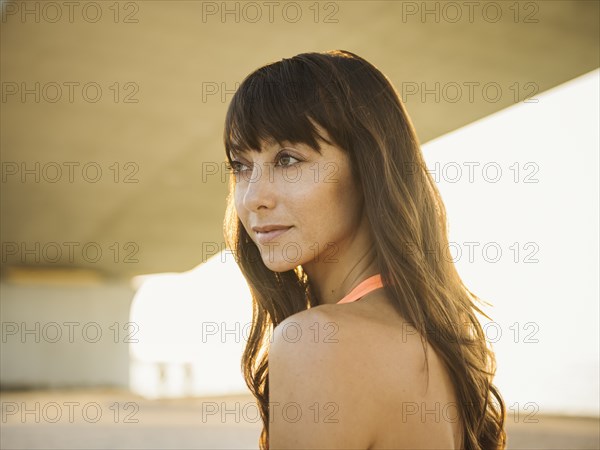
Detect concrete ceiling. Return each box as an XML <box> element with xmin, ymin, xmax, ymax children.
<box><xmin>1</xmin><ymin>1</ymin><xmax>598</xmax><ymax>279</ymax></box>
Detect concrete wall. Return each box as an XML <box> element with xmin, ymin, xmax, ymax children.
<box><xmin>1</xmin><ymin>275</ymin><xmax>134</xmax><ymax>388</ymax></box>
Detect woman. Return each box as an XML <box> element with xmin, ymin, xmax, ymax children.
<box><xmin>223</xmin><ymin>50</ymin><xmax>506</xmax><ymax>449</ymax></box>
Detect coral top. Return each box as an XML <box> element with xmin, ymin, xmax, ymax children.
<box><xmin>336</xmin><ymin>274</ymin><xmax>384</xmax><ymax>304</ymax></box>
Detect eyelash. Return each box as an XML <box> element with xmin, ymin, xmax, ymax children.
<box><xmin>225</xmin><ymin>152</ymin><xmax>301</xmax><ymax>174</ymax></box>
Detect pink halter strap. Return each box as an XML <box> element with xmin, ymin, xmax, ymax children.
<box><xmin>336</xmin><ymin>274</ymin><xmax>384</xmax><ymax>304</ymax></box>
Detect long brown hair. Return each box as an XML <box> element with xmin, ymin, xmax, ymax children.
<box><xmin>222</xmin><ymin>49</ymin><xmax>506</xmax><ymax>450</ymax></box>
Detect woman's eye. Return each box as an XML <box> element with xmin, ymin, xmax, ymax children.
<box><xmin>226</xmin><ymin>153</ymin><xmax>300</xmax><ymax>175</ymax></box>
<box><xmin>226</xmin><ymin>160</ymin><xmax>250</xmax><ymax>174</ymax></box>
<box><xmin>277</xmin><ymin>153</ymin><xmax>300</xmax><ymax>167</ymax></box>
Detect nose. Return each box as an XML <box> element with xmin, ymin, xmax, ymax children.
<box><xmin>241</xmin><ymin>162</ymin><xmax>276</xmax><ymax>211</ymax></box>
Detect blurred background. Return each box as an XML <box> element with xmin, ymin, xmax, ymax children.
<box><xmin>1</xmin><ymin>0</ymin><xmax>598</xmax><ymax>448</ymax></box>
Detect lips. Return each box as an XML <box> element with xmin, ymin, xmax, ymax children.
<box><xmin>253</xmin><ymin>226</ymin><xmax>293</xmax><ymax>244</ymax></box>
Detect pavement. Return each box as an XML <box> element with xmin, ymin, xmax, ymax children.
<box><xmin>1</xmin><ymin>388</ymin><xmax>598</xmax><ymax>449</ymax></box>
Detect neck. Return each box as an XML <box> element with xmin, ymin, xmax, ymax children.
<box><xmin>302</xmin><ymin>217</ymin><xmax>381</xmax><ymax>306</ymax></box>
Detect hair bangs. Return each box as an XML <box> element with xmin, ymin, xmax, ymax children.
<box><xmin>224</xmin><ymin>61</ymin><xmax>338</xmax><ymax>161</ymax></box>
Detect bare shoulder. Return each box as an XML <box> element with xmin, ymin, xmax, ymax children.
<box><xmin>271</xmin><ymin>304</ymin><xmax>342</xmax><ymax>351</ymax></box>
<box><xmin>268</xmin><ymin>305</ymin><xmax>378</xmax><ymax>448</ymax></box>
<box><xmin>269</xmin><ymin>292</ymin><xmax>462</xmax><ymax>448</ymax></box>
<box><xmin>271</xmin><ymin>292</ymin><xmax>431</xmax><ymax>391</ymax></box>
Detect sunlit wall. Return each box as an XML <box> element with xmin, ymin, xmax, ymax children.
<box><xmin>422</xmin><ymin>69</ymin><xmax>599</xmax><ymax>416</ymax></box>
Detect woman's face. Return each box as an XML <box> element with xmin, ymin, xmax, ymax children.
<box><xmin>232</xmin><ymin>125</ymin><xmax>364</xmax><ymax>273</ymax></box>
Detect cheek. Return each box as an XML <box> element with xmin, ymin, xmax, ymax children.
<box><xmin>326</xmin><ymin>171</ymin><xmax>362</xmax><ymax>235</ymax></box>
<box><xmin>293</xmin><ymin>170</ymin><xmax>358</xmax><ymax>235</ymax></box>
<box><xmin>233</xmin><ymin>186</ymin><xmax>248</xmax><ymax>226</ymax></box>
<box><xmin>288</xmin><ymin>168</ymin><xmax>338</xmax><ymax>213</ymax></box>
<box><xmin>329</xmin><ymin>184</ymin><xmax>362</xmax><ymax>228</ymax></box>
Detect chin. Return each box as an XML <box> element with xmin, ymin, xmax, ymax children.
<box><xmin>260</xmin><ymin>253</ymin><xmax>301</xmax><ymax>273</ymax></box>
